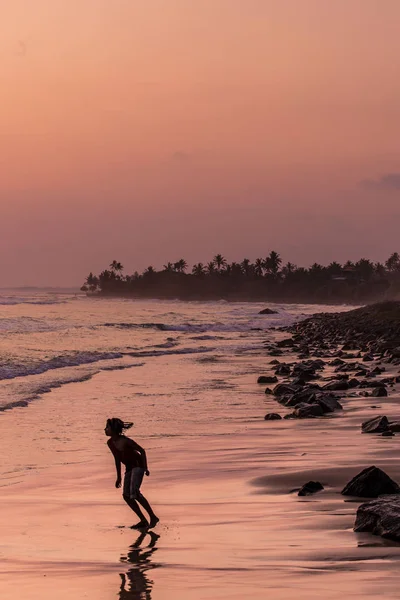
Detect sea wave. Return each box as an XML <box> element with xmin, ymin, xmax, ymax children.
<box><xmin>104</xmin><ymin>321</ymin><xmax>260</xmax><ymax>333</ymax></box>
<box><xmin>0</xmin><ymin>296</ymin><xmax>67</xmax><ymax>306</ymax></box>
<box><xmin>0</xmin><ymin>351</ymin><xmax>123</xmax><ymax>381</ymax></box>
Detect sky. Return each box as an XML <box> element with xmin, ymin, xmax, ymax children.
<box><xmin>1</xmin><ymin>0</ymin><xmax>400</xmax><ymax>286</ymax></box>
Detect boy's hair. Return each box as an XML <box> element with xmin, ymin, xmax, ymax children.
<box><xmin>107</xmin><ymin>418</ymin><xmax>133</xmax><ymax>435</ymax></box>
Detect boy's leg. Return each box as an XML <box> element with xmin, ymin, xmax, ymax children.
<box><xmin>136</xmin><ymin>494</ymin><xmax>159</xmax><ymax>528</ymax></box>
<box><xmin>123</xmin><ymin>495</ymin><xmax>149</xmax><ymax>528</ymax></box>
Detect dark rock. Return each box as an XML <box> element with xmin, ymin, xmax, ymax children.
<box><xmin>298</xmin><ymin>481</ymin><xmax>324</xmax><ymax>496</ymax></box>
<box><xmin>361</xmin><ymin>416</ymin><xmax>390</xmax><ymax>433</ymax></box>
<box><xmin>348</xmin><ymin>378</ymin><xmax>361</xmax><ymax>388</ymax></box>
<box><xmin>342</xmin><ymin>341</ymin><xmax>360</xmax><ymax>351</ymax></box>
<box><xmin>264</xmin><ymin>413</ymin><xmax>282</xmax><ymax>420</ymax></box>
<box><xmin>259</xmin><ymin>308</ymin><xmax>278</xmax><ymax>315</ymax></box>
<box><xmin>316</xmin><ymin>393</ymin><xmax>343</xmax><ymax>413</ymax></box>
<box><xmin>264</xmin><ymin>387</ymin><xmax>273</xmax><ymax>395</ymax></box>
<box><xmin>371</xmin><ymin>386</ymin><xmax>388</xmax><ymax>397</ymax></box>
<box><xmin>293</xmin><ymin>403</ymin><xmax>324</xmax><ymax>418</ymax></box>
<box><xmin>257</xmin><ymin>375</ymin><xmax>278</xmax><ymax>384</ymax></box>
<box><xmin>389</xmin><ymin>421</ymin><xmax>400</xmax><ymax>432</ymax></box>
<box><xmin>269</xmin><ymin>349</ymin><xmax>283</xmax><ymax>356</ymax></box>
<box><xmin>276</xmin><ymin>338</ymin><xmax>295</xmax><ymax>348</ymax></box>
<box><xmin>269</xmin><ymin>359</ymin><xmax>280</xmax><ymax>365</ymax></box>
<box><xmin>330</xmin><ymin>358</ymin><xmax>345</xmax><ymax>367</ymax></box>
<box><xmin>342</xmin><ymin>466</ymin><xmax>400</xmax><ymax>497</ymax></box>
<box><xmin>354</xmin><ymin>495</ymin><xmax>400</xmax><ymax>540</ymax></box>
<box><xmin>273</xmin><ymin>383</ymin><xmax>299</xmax><ymax>397</ymax></box>
<box><xmin>275</xmin><ymin>364</ymin><xmax>291</xmax><ymax>376</ymax></box>
<box><xmin>382</xmin><ymin>431</ymin><xmax>395</xmax><ymax>437</ymax></box>
<box><xmin>363</xmin><ymin>354</ymin><xmax>374</xmax><ymax>362</ymax></box>
<box><xmin>323</xmin><ymin>380</ymin><xmax>349</xmax><ymax>391</ymax></box>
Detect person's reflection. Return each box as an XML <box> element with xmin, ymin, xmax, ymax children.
<box><xmin>118</xmin><ymin>530</ymin><xmax>160</xmax><ymax>599</ymax></box>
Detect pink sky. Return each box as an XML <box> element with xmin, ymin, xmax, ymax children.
<box><xmin>1</xmin><ymin>0</ymin><xmax>400</xmax><ymax>286</ymax></box>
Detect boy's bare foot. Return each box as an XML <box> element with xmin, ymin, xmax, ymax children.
<box><xmin>131</xmin><ymin>520</ymin><xmax>149</xmax><ymax>530</ymax></box>
<box><xmin>148</xmin><ymin>516</ymin><xmax>159</xmax><ymax>529</ymax></box>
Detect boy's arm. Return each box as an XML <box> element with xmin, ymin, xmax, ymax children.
<box><xmin>107</xmin><ymin>440</ymin><xmax>122</xmax><ymax>487</ymax></box>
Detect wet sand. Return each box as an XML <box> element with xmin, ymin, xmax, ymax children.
<box><xmin>1</xmin><ymin>352</ymin><xmax>400</xmax><ymax>599</ymax></box>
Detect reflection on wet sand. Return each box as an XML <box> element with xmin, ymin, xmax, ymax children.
<box><xmin>118</xmin><ymin>530</ymin><xmax>160</xmax><ymax>599</ymax></box>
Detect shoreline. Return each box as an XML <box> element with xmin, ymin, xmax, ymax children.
<box><xmin>2</xmin><ymin>303</ymin><xmax>400</xmax><ymax>598</ymax></box>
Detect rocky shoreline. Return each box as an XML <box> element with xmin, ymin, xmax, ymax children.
<box><xmin>257</xmin><ymin>301</ymin><xmax>400</xmax><ymax>541</ymax></box>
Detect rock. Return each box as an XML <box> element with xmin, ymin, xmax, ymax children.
<box><xmin>363</xmin><ymin>354</ymin><xmax>374</xmax><ymax>362</ymax></box>
<box><xmin>354</xmin><ymin>495</ymin><xmax>400</xmax><ymax>540</ymax></box>
<box><xmin>330</xmin><ymin>358</ymin><xmax>345</xmax><ymax>367</ymax></box>
<box><xmin>342</xmin><ymin>341</ymin><xmax>360</xmax><ymax>351</ymax></box>
<box><xmin>269</xmin><ymin>349</ymin><xmax>283</xmax><ymax>356</ymax></box>
<box><xmin>371</xmin><ymin>387</ymin><xmax>388</xmax><ymax>397</ymax></box>
<box><xmin>382</xmin><ymin>431</ymin><xmax>395</xmax><ymax>437</ymax></box>
<box><xmin>293</xmin><ymin>403</ymin><xmax>324</xmax><ymax>418</ymax></box>
<box><xmin>348</xmin><ymin>378</ymin><xmax>361</xmax><ymax>388</ymax></box>
<box><xmin>276</xmin><ymin>338</ymin><xmax>295</xmax><ymax>348</ymax></box>
<box><xmin>257</xmin><ymin>375</ymin><xmax>278</xmax><ymax>384</ymax></box>
<box><xmin>341</xmin><ymin>466</ymin><xmax>400</xmax><ymax>498</ymax></box>
<box><xmin>273</xmin><ymin>383</ymin><xmax>299</xmax><ymax>397</ymax></box>
<box><xmin>259</xmin><ymin>308</ymin><xmax>278</xmax><ymax>315</ymax></box>
<box><xmin>275</xmin><ymin>364</ymin><xmax>291</xmax><ymax>376</ymax></box>
<box><xmin>298</xmin><ymin>481</ymin><xmax>324</xmax><ymax>496</ymax></box>
<box><xmin>316</xmin><ymin>393</ymin><xmax>343</xmax><ymax>413</ymax></box>
<box><xmin>269</xmin><ymin>359</ymin><xmax>280</xmax><ymax>365</ymax></box>
<box><xmin>264</xmin><ymin>387</ymin><xmax>273</xmax><ymax>395</ymax></box>
<box><xmin>389</xmin><ymin>421</ymin><xmax>400</xmax><ymax>432</ymax></box>
<box><xmin>361</xmin><ymin>416</ymin><xmax>390</xmax><ymax>433</ymax></box>
<box><xmin>264</xmin><ymin>413</ymin><xmax>282</xmax><ymax>420</ymax></box>
<box><xmin>342</xmin><ymin>466</ymin><xmax>400</xmax><ymax>497</ymax></box>
<box><xmin>322</xmin><ymin>380</ymin><xmax>349</xmax><ymax>391</ymax></box>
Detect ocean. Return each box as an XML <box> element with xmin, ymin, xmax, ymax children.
<box><xmin>4</xmin><ymin>292</ymin><xmax>390</xmax><ymax>600</ymax></box>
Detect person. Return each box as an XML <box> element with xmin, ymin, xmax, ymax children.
<box><xmin>105</xmin><ymin>418</ymin><xmax>159</xmax><ymax>529</ymax></box>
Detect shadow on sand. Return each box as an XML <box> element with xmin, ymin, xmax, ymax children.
<box><xmin>118</xmin><ymin>530</ymin><xmax>160</xmax><ymax>599</ymax></box>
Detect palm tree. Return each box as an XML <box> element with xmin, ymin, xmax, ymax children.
<box><xmin>206</xmin><ymin>261</ymin><xmax>216</xmax><ymax>275</ymax></box>
<box><xmin>143</xmin><ymin>266</ymin><xmax>155</xmax><ymax>277</ymax></box>
<box><xmin>213</xmin><ymin>254</ymin><xmax>227</xmax><ymax>271</ymax></box>
<box><xmin>174</xmin><ymin>259</ymin><xmax>187</xmax><ymax>273</ymax></box>
<box><xmin>192</xmin><ymin>263</ymin><xmax>205</xmax><ymax>277</ymax></box>
<box><xmin>282</xmin><ymin>262</ymin><xmax>297</xmax><ymax>278</ymax></box>
<box><xmin>110</xmin><ymin>260</ymin><xmax>123</xmax><ymax>273</ymax></box>
<box><xmin>240</xmin><ymin>258</ymin><xmax>252</xmax><ymax>277</ymax></box>
<box><xmin>374</xmin><ymin>262</ymin><xmax>386</xmax><ymax>278</ymax></box>
<box><xmin>264</xmin><ymin>251</ymin><xmax>282</xmax><ymax>276</ymax></box>
<box><xmin>386</xmin><ymin>252</ymin><xmax>400</xmax><ymax>272</ymax></box>
<box><xmin>163</xmin><ymin>262</ymin><xmax>174</xmax><ymax>272</ymax></box>
<box><xmin>254</xmin><ymin>258</ymin><xmax>264</xmax><ymax>277</ymax></box>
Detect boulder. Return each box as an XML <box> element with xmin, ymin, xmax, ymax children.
<box><xmin>264</xmin><ymin>387</ymin><xmax>273</xmax><ymax>395</ymax></box>
<box><xmin>259</xmin><ymin>308</ymin><xmax>278</xmax><ymax>315</ymax></box>
<box><xmin>362</xmin><ymin>354</ymin><xmax>374</xmax><ymax>362</ymax></box>
<box><xmin>361</xmin><ymin>416</ymin><xmax>390</xmax><ymax>434</ymax></box>
<box><xmin>342</xmin><ymin>466</ymin><xmax>400</xmax><ymax>498</ymax></box>
<box><xmin>372</xmin><ymin>387</ymin><xmax>388</xmax><ymax>397</ymax></box>
<box><xmin>298</xmin><ymin>481</ymin><xmax>324</xmax><ymax>496</ymax></box>
<box><xmin>323</xmin><ymin>380</ymin><xmax>349</xmax><ymax>391</ymax></box>
<box><xmin>348</xmin><ymin>378</ymin><xmax>361</xmax><ymax>388</ymax></box>
<box><xmin>275</xmin><ymin>364</ymin><xmax>291</xmax><ymax>376</ymax></box>
<box><xmin>257</xmin><ymin>375</ymin><xmax>278</xmax><ymax>384</ymax></box>
<box><xmin>264</xmin><ymin>413</ymin><xmax>282</xmax><ymax>421</ymax></box>
<box><xmin>293</xmin><ymin>403</ymin><xmax>324</xmax><ymax>418</ymax></box>
<box><xmin>276</xmin><ymin>338</ymin><xmax>295</xmax><ymax>348</ymax></box>
<box><xmin>354</xmin><ymin>495</ymin><xmax>400</xmax><ymax>540</ymax></box>
<box><xmin>316</xmin><ymin>393</ymin><xmax>343</xmax><ymax>413</ymax></box>
<box><xmin>273</xmin><ymin>383</ymin><xmax>299</xmax><ymax>397</ymax></box>
<box><xmin>389</xmin><ymin>421</ymin><xmax>400</xmax><ymax>432</ymax></box>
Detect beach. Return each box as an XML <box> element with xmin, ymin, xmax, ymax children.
<box><xmin>1</xmin><ymin>295</ymin><xmax>400</xmax><ymax>599</ymax></box>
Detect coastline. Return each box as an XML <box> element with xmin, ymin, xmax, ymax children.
<box><xmin>2</xmin><ymin>304</ymin><xmax>400</xmax><ymax>598</ymax></box>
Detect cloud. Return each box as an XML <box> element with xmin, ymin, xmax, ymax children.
<box><xmin>361</xmin><ymin>172</ymin><xmax>400</xmax><ymax>191</ymax></box>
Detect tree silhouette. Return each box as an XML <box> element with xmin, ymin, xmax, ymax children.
<box><xmin>110</xmin><ymin>260</ymin><xmax>123</xmax><ymax>273</ymax></box>
<box><xmin>174</xmin><ymin>259</ymin><xmax>187</xmax><ymax>273</ymax></box>
<box><xmin>213</xmin><ymin>254</ymin><xmax>227</xmax><ymax>271</ymax></box>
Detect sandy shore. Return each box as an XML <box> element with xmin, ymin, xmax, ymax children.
<box><xmin>1</xmin><ymin>348</ymin><xmax>400</xmax><ymax>599</ymax></box>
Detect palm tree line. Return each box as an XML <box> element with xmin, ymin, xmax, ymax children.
<box><xmin>81</xmin><ymin>252</ymin><xmax>400</xmax><ymax>303</ymax></box>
